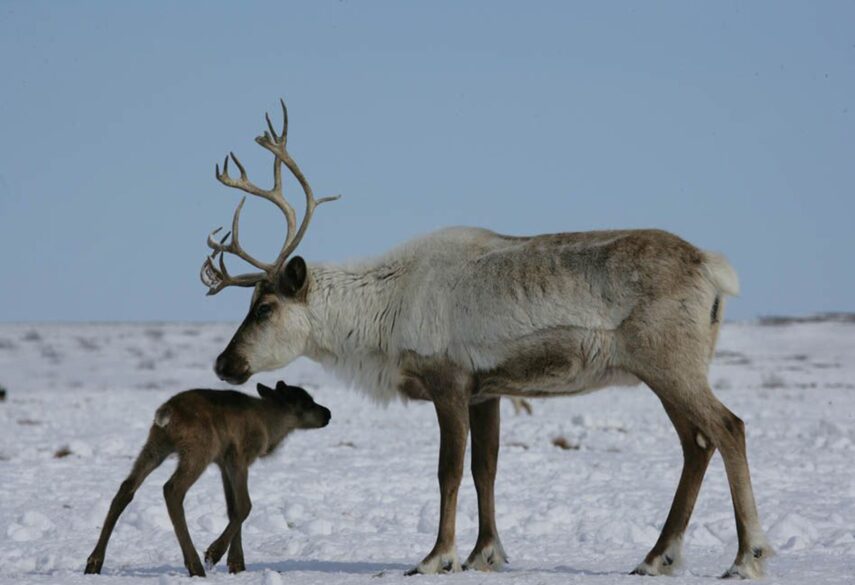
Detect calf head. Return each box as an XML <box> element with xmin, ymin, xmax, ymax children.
<box><xmin>256</xmin><ymin>380</ymin><xmax>331</xmax><ymax>429</ymax></box>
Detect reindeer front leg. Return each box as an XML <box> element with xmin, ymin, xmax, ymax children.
<box><xmin>465</xmin><ymin>397</ymin><xmax>507</xmax><ymax>571</ymax></box>
<box><xmin>407</xmin><ymin>389</ymin><xmax>470</xmax><ymax>575</ymax></box>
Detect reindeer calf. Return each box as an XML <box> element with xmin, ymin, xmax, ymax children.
<box><xmin>84</xmin><ymin>381</ymin><xmax>330</xmax><ymax>577</ymax></box>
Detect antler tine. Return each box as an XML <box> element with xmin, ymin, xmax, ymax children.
<box><xmin>200</xmin><ymin>198</ymin><xmax>274</xmax><ymax>295</ymax></box>
<box><xmin>215</xmin><ymin>149</ymin><xmax>299</xmax><ymax>248</ymax></box>
<box><xmin>279</xmin><ymin>98</ymin><xmax>288</xmax><ymax>144</ymax></box>
<box><xmin>206</xmin><ymin>226</ymin><xmax>227</xmax><ymax>251</ymax></box>
<box><xmin>275</xmin><ymin>177</ymin><xmax>341</xmax><ymax>267</ymax></box>
<box><xmin>254</xmin><ymin>98</ymin><xmax>340</xmax><ymax>268</ymax></box>
<box><xmin>216</xmin><ymin>250</ymin><xmax>264</xmax><ymax>288</ymax></box>
<box><xmin>205</xmin><ymin>198</ymin><xmax>272</xmax><ymax>272</ymax></box>
<box><xmin>270</xmin><ymin>153</ymin><xmax>342</xmax><ymax>266</ymax></box>
<box><xmin>200</xmin><ymin>250</ymin><xmax>266</xmax><ymax>296</ymax></box>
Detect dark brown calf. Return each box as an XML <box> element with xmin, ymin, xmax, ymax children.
<box><xmin>84</xmin><ymin>381</ymin><xmax>330</xmax><ymax>577</ymax></box>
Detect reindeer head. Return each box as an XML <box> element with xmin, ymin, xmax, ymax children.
<box><xmin>201</xmin><ymin>100</ymin><xmax>339</xmax><ymax>385</ymax></box>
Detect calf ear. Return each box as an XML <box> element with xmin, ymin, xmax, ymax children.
<box><xmin>256</xmin><ymin>383</ymin><xmax>276</xmax><ymax>401</ymax></box>
<box><xmin>275</xmin><ymin>380</ymin><xmax>288</xmax><ymax>392</ymax></box>
<box><xmin>278</xmin><ymin>256</ymin><xmax>308</xmax><ymax>298</ymax></box>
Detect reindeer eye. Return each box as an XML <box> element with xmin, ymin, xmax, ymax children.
<box><xmin>255</xmin><ymin>303</ymin><xmax>273</xmax><ymax>320</ymax></box>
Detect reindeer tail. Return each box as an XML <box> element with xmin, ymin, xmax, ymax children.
<box><xmin>702</xmin><ymin>251</ymin><xmax>740</xmax><ymax>297</ymax></box>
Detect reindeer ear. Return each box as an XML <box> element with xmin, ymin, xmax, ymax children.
<box><xmin>256</xmin><ymin>383</ymin><xmax>276</xmax><ymax>400</ymax></box>
<box><xmin>278</xmin><ymin>256</ymin><xmax>308</xmax><ymax>298</ymax></box>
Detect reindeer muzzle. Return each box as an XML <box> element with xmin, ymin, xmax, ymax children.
<box><xmin>215</xmin><ymin>352</ymin><xmax>251</xmax><ymax>385</ymax></box>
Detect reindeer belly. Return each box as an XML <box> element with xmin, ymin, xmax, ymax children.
<box><xmin>473</xmin><ymin>327</ymin><xmax>640</xmax><ymax>397</ymax></box>
<box><xmin>476</xmin><ymin>366</ymin><xmax>640</xmax><ymax>398</ymax></box>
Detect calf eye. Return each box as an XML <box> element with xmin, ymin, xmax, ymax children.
<box><xmin>255</xmin><ymin>304</ymin><xmax>273</xmax><ymax>320</ymax></box>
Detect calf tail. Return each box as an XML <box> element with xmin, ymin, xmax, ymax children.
<box><xmin>154</xmin><ymin>405</ymin><xmax>172</xmax><ymax>428</ymax></box>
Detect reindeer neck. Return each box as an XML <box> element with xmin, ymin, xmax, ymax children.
<box><xmin>304</xmin><ymin>260</ymin><xmax>406</xmax><ymax>363</ymax></box>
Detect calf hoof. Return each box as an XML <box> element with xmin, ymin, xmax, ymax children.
<box><xmin>204</xmin><ymin>547</ymin><xmax>223</xmax><ymax>570</ymax></box>
<box><xmin>187</xmin><ymin>559</ymin><xmax>206</xmax><ymax>578</ymax></box>
<box><xmin>84</xmin><ymin>556</ymin><xmax>103</xmax><ymax>574</ymax></box>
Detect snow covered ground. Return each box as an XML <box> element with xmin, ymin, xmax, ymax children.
<box><xmin>1</xmin><ymin>320</ymin><xmax>853</xmax><ymax>584</ymax></box>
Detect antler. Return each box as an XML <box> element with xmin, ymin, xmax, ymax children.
<box><xmin>200</xmin><ymin>99</ymin><xmax>339</xmax><ymax>296</ymax></box>
<box><xmin>255</xmin><ymin>99</ymin><xmax>341</xmax><ymax>267</ymax></box>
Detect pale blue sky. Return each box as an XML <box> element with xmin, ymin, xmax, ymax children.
<box><xmin>1</xmin><ymin>1</ymin><xmax>853</xmax><ymax>322</ymax></box>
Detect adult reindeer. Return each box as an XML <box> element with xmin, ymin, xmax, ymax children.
<box><xmin>201</xmin><ymin>100</ymin><xmax>770</xmax><ymax>578</ymax></box>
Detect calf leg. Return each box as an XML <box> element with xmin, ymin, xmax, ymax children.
<box><xmin>407</xmin><ymin>391</ymin><xmax>470</xmax><ymax>575</ymax></box>
<box><xmin>224</xmin><ymin>468</ymin><xmax>248</xmax><ymax>574</ymax></box>
<box><xmin>205</xmin><ymin>461</ymin><xmax>251</xmax><ymax>573</ymax></box>
<box><xmin>163</xmin><ymin>455</ymin><xmax>208</xmax><ymax>577</ymax></box>
<box><xmin>632</xmin><ymin>398</ymin><xmax>714</xmax><ymax>576</ymax></box>
<box><xmin>464</xmin><ymin>397</ymin><xmax>508</xmax><ymax>571</ymax></box>
<box><xmin>85</xmin><ymin>432</ymin><xmax>170</xmax><ymax>574</ymax></box>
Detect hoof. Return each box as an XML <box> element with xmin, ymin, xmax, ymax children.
<box><xmin>187</xmin><ymin>560</ymin><xmax>207</xmax><ymax>578</ymax></box>
<box><xmin>406</xmin><ymin>550</ymin><xmax>462</xmax><ymax>575</ymax></box>
<box><xmin>204</xmin><ymin>544</ymin><xmax>226</xmax><ymax>570</ymax></box>
<box><xmin>632</xmin><ymin>541</ymin><xmax>682</xmax><ymax>576</ymax></box>
<box><xmin>205</xmin><ymin>547</ymin><xmax>223</xmax><ymax>571</ymax></box>
<box><xmin>721</xmin><ymin>561</ymin><xmax>763</xmax><ymax>580</ymax></box>
<box><xmin>464</xmin><ymin>541</ymin><xmax>508</xmax><ymax>572</ymax></box>
<box><xmin>721</xmin><ymin>544</ymin><xmax>773</xmax><ymax>579</ymax></box>
<box><xmin>631</xmin><ymin>554</ymin><xmax>677</xmax><ymax>576</ymax></box>
<box><xmin>630</xmin><ymin>563</ymin><xmax>662</xmax><ymax>576</ymax></box>
<box><xmin>84</xmin><ymin>556</ymin><xmax>103</xmax><ymax>575</ymax></box>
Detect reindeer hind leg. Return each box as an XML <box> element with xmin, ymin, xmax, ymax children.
<box><xmin>632</xmin><ymin>397</ymin><xmax>714</xmax><ymax>576</ymax></box>
<box><xmin>640</xmin><ymin>371</ymin><xmax>770</xmax><ymax>578</ymax></box>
